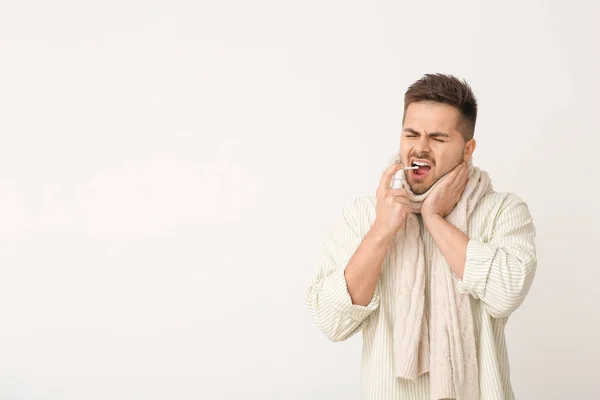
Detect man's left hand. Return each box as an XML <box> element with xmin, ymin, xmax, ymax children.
<box><xmin>421</xmin><ymin>160</ymin><xmax>469</xmax><ymax>219</ymax></box>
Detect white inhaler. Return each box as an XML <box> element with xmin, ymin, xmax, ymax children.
<box><xmin>391</xmin><ymin>169</ymin><xmax>404</xmax><ymax>189</ymax></box>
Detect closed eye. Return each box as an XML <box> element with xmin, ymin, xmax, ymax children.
<box><xmin>403</xmin><ymin>128</ymin><xmax>448</xmax><ymax>142</ymax></box>
<box><xmin>403</xmin><ymin>128</ymin><xmax>420</xmax><ymax>138</ymax></box>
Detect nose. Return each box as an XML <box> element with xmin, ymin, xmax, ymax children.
<box><xmin>413</xmin><ymin>133</ymin><xmax>431</xmax><ymax>154</ymax></box>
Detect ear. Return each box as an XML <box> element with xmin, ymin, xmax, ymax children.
<box><xmin>463</xmin><ymin>139</ymin><xmax>476</xmax><ymax>161</ymax></box>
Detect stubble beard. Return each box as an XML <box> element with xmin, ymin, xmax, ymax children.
<box><xmin>407</xmin><ymin>151</ymin><xmax>465</xmax><ymax>196</ymax></box>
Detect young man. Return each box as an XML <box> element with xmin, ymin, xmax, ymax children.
<box><xmin>306</xmin><ymin>74</ymin><xmax>537</xmax><ymax>400</ymax></box>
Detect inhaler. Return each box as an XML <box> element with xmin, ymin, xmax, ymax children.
<box><xmin>391</xmin><ymin>169</ymin><xmax>404</xmax><ymax>189</ymax></box>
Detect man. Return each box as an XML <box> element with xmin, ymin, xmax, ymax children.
<box><xmin>306</xmin><ymin>74</ymin><xmax>537</xmax><ymax>400</ymax></box>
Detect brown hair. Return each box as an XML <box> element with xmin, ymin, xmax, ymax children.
<box><xmin>403</xmin><ymin>73</ymin><xmax>478</xmax><ymax>140</ymax></box>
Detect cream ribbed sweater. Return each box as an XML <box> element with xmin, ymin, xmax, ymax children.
<box><xmin>307</xmin><ymin>192</ymin><xmax>537</xmax><ymax>399</ymax></box>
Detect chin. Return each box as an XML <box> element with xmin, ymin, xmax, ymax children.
<box><xmin>408</xmin><ymin>182</ymin><xmax>430</xmax><ymax>195</ymax></box>
<box><xmin>408</xmin><ymin>177</ymin><xmax>435</xmax><ymax>195</ymax></box>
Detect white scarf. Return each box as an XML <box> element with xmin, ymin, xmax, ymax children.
<box><xmin>389</xmin><ymin>155</ymin><xmax>492</xmax><ymax>399</ymax></box>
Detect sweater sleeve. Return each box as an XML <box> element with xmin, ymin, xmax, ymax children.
<box><xmin>306</xmin><ymin>197</ymin><xmax>380</xmax><ymax>342</ymax></box>
<box><xmin>458</xmin><ymin>194</ymin><xmax>537</xmax><ymax>318</ymax></box>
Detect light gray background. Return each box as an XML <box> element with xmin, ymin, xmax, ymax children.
<box><xmin>0</xmin><ymin>1</ymin><xmax>599</xmax><ymax>399</ymax></box>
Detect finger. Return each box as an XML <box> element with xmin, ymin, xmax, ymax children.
<box><xmin>461</xmin><ymin>162</ymin><xmax>469</xmax><ymax>181</ymax></box>
<box><xmin>393</xmin><ymin>197</ymin><xmax>410</xmax><ymax>206</ymax></box>
<box><xmin>387</xmin><ymin>188</ymin><xmax>407</xmax><ymax>197</ymax></box>
<box><xmin>443</xmin><ymin>163</ymin><xmax>463</xmax><ymax>185</ymax></box>
<box><xmin>458</xmin><ymin>160</ymin><xmax>468</xmax><ymax>179</ymax></box>
<box><xmin>378</xmin><ymin>162</ymin><xmax>404</xmax><ymax>192</ymax></box>
<box><xmin>454</xmin><ymin>162</ymin><xmax>469</xmax><ymax>189</ymax></box>
<box><xmin>388</xmin><ymin>194</ymin><xmax>410</xmax><ymax>205</ymax></box>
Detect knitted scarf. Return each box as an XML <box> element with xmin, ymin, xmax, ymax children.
<box><xmin>389</xmin><ymin>155</ymin><xmax>492</xmax><ymax>399</ymax></box>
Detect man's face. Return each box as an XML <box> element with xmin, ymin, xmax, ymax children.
<box><xmin>399</xmin><ymin>101</ymin><xmax>475</xmax><ymax>195</ymax></box>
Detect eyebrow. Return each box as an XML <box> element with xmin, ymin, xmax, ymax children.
<box><xmin>403</xmin><ymin>128</ymin><xmax>450</xmax><ymax>138</ymax></box>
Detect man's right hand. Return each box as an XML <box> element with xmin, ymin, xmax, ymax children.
<box><xmin>372</xmin><ymin>162</ymin><xmax>411</xmax><ymax>239</ymax></box>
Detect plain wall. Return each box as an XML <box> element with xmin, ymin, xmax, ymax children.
<box><xmin>0</xmin><ymin>0</ymin><xmax>599</xmax><ymax>399</ymax></box>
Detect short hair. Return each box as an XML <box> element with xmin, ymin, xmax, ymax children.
<box><xmin>403</xmin><ymin>73</ymin><xmax>478</xmax><ymax>140</ymax></box>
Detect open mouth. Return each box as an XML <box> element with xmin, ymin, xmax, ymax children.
<box><xmin>410</xmin><ymin>160</ymin><xmax>432</xmax><ymax>179</ymax></box>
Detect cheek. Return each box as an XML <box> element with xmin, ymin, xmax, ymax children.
<box><xmin>399</xmin><ymin>146</ymin><xmax>410</xmax><ymax>162</ymax></box>
<box><xmin>432</xmin><ymin>150</ymin><xmax>461</xmax><ymax>175</ymax></box>
<box><xmin>431</xmin><ymin>150</ymin><xmax>451</xmax><ymax>171</ymax></box>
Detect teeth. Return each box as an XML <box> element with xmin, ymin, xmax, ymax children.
<box><xmin>413</xmin><ymin>161</ymin><xmax>430</xmax><ymax>167</ymax></box>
